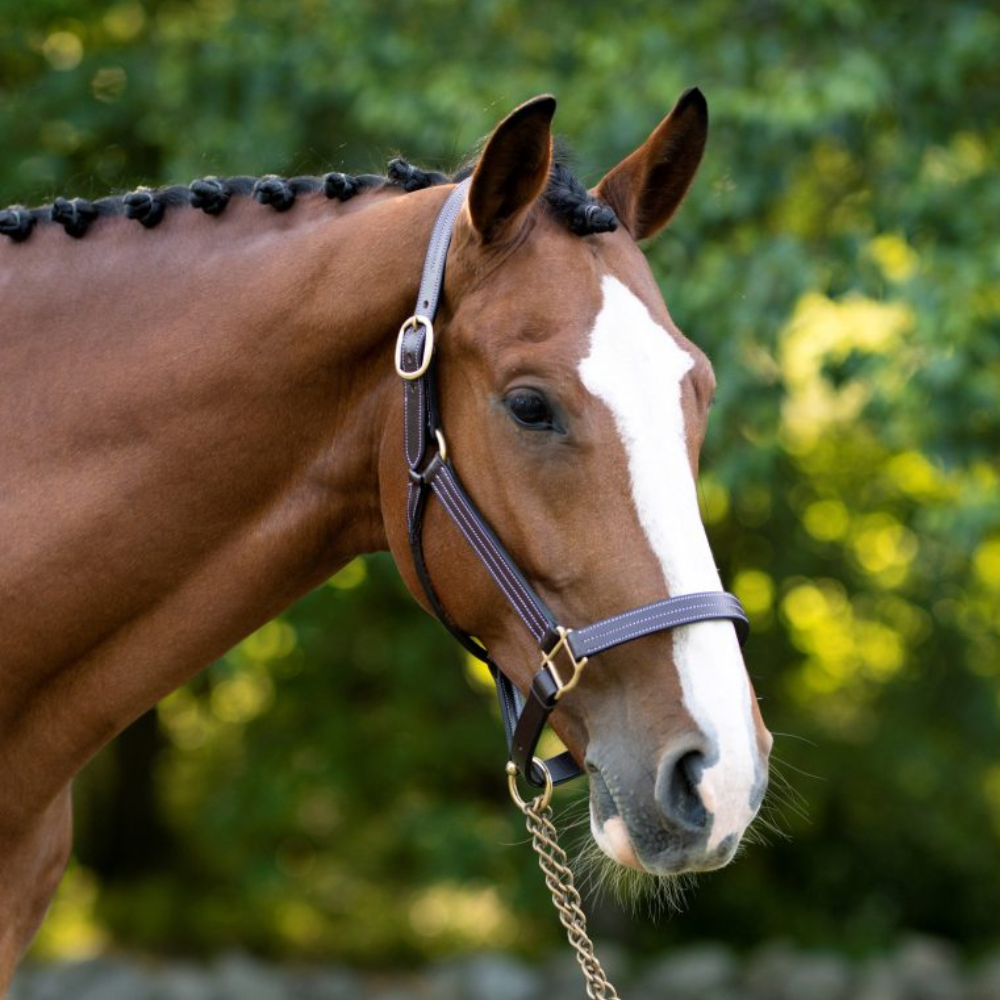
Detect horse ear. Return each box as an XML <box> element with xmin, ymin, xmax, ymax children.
<box><xmin>595</xmin><ymin>87</ymin><xmax>708</xmax><ymax>241</ymax></box>
<box><xmin>468</xmin><ymin>95</ymin><xmax>556</xmax><ymax>243</ymax></box>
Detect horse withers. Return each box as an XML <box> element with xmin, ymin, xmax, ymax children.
<box><xmin>0</xmin><ymin>89</ymin><xmax>771</xmax><ymax>988</ymax></box>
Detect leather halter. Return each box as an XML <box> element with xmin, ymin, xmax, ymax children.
<box><xmin>398</xmin><ymin>179</ymin><xmax>749</xmax><ymax>787</ymax></box>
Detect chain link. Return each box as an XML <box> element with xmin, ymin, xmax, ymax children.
<box><xmin>516</xmin><ymin>792</ymin><xmax>622</xmax><ymax>999</ymax></box>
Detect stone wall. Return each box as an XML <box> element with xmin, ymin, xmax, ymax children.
<box><xmin>11</xmin><ymin>939</ymin><xmax>1000</xmax><ymax>1000</ymax></box>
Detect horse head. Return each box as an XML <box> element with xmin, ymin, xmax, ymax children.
<box><xmin>383</xmin><ymin>91</ymin><xmax>772</xmax><ymax>877</ymax></box>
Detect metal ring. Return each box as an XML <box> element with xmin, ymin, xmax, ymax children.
<box><xmin>394</xmin><ymin>315</ymin><xmax>434</xmax><ymax>380</ymax></box>
<box><xmin>434</xmin><ymin>429</ymin><xmax>447</xmax><ymax>463</ymax></box>
<box><xmin>506</xmin><ymin>758</ymin><xmax>553</xmax><ymax>812</ymax></box>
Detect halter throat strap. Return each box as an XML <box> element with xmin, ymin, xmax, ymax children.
<box><xmin>398</xmin><ymin>180</ymin><xmax>749</xmax><ymax>787</ymax></box>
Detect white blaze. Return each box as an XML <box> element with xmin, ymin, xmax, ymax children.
<box><xmin>579</xmin><ymin>275</ymin><xmax>759</xmax><ymax>851</ymax></box>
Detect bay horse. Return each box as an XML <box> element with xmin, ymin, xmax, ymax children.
<box><xmin>0</xmin><ymin>89</ymin><xmax>771</xmax><ymax>991</ymax></box>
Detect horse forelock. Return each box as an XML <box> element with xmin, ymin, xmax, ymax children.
<box><xmin>0</xmin><ymin>152</ymin><xmax>616</xmax><ymax>244</ymax></box>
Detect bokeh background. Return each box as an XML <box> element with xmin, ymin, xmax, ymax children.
<box><xmin>3</xmin><ymin>0</ymin><xmax>999</xmax><ymax>992</ymax></box>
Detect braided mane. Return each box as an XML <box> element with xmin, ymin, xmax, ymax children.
<box><xmin>0</xmin><ymin>156</ymin><xmax>616</xmax><ymax>244</ymax></box>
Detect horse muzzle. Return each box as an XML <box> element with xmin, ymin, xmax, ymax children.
<box><xmin>586</xmin><ymin>732</ymin><xmax>770</xmax><ymax>875</ymax></box>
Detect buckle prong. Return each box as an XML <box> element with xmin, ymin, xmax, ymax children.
<box><xmin>541</xmin><ymin>626</ymin><xmax>588</xmax><ymax>701</ymax></box>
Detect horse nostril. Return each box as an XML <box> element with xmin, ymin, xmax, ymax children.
<box><xmin>657</xmin><ymin>749</ymin><xmax>709</xmax><ymax>832</ymax></box>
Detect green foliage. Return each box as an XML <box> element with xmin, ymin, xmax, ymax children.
<box><xmin>7</xmin><ymin>0</ymin><xmax>999</xmax><ymax>964</ymax></box>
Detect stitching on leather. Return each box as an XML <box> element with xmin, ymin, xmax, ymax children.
<box><xmin>432</xmin><ymin>472</ymin><xmax>535</xmax><ymax>633</ymax></box>
<box><xmin>404</xmin><ymin>379</ymin><xmax>426</xmax><ymax>469</ymax></box>
<box><xmin>581</xmin><ymin>600</ymin><xmax>741</xmax><ymax>640</ymax></box>
<box><xmin>575</xmin><ymin>596</ymin><xmax>744</xmax><ymax>646</ymax></box>
<box><xmin>418</xmin><ymin>182</ymin><xmax>468</xmax><ymax>312</ymax></box>
<box><xmin>436</xmin><ymin>482</ymin><xmax>538</xmax><ymax>638</ymax></box>
<box><xmin>434</xmin><ymin>470</ymin><xmax>547</xmax><ymax>639</ymax></box>
<box><xmin>434</xmin><ymin>470</ymin><xmax>541</xmax><ymax>626</ymax></box>
<box><xmin>434</xmin><ymin>470</ymin><xmax>546</xmax><ymax>638</ymax></box>
<box><xmin>576</xmin><ymin>600</ymin><xmax>746</xmax><ymax>653</ymax></box>
<box><xmin>576</xmin><ymin>592</ymin><xmax>730</xmax><ymax>632</ymax></box>
<box><xmin>404</xmin><ymin>382</ymin><xmax>415</xmax><ymax>466</ymax></box>
<box><xmin>442</xmin><ymin>474</ymin><xmax>550</xmax><ymax>638</ymax></box>
<box><xmin>416</xmin><ymin>379</ymin><xmax>425</xmax><ymax>463</ymax></box>
<box><xmin>406</xmin><ymin>481</ymin><xmax>419</xmax><ymax>530</ymax></box>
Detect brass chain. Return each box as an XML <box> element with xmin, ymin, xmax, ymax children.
<box><xmin>508</xmin><ymin>762</ymin><xmax>622</xmax><ymax>999</ymax></box>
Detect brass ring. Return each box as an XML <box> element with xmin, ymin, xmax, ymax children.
<box><xmin>506</xmin><ymin>758</ymin><xmax>553</xmax><ymax>812</ymax></box>
<box><xmin>434</xmin><ymin>429</ymin><xmax>447</xmax><ymax>463</ymax></box>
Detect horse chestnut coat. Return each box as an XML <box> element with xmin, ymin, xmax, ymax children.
<box><xmin>0</xmin><ymin>90</ymin><xmax>770</xmax><ymax>992</ymax></box>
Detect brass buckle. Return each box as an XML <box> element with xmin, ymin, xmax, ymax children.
<box><xmin>395</xmin><ymin>315</ymin><xmax>434</xmax><ymax>380</ymax></box>
<box><xmin>540</xmin><ymin>626</ymin><xmax>588</xmax><ymax>701</ymax></box>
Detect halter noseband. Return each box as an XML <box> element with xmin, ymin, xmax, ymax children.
<box><xmin>398</xmin><ymin>180</ymin><xmax>749</xmax><ymax>787</ymax></box>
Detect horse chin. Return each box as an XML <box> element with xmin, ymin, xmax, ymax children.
<box><xmin>588</xmin><ymin>768</ymin><xmax>646</xmax><ymax>871</ymax></box>
<box><xmin>591</xmin><ymin>812</ymin><xmax>645</xmax><ymax>871</ymax></box>
<box><xmin>590</xmin><ymin>803</ymin><xmax>740</xmax><ymax>876</ymax></box>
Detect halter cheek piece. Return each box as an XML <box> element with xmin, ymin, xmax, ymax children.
<box><xmin>398</xmin><ymin>179</ymin><xmax>749</xmax><ymax>788</ymax></box>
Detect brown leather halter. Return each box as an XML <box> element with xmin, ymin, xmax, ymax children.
<box><xmin>398</xmin><ymin>180</ymin><xmax>749</xmax><ymax>788</ymax></box>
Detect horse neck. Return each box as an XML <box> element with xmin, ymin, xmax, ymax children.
<box><xmin>0</xmin><ymin>185</ymin><xmax>446</xmax><ymax>812</ymax></box>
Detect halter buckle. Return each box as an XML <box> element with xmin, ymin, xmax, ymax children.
<box><xmin>395</xmin><ymin>315</ymin><xmax>435</xmax><ymax>380</ymax></box>
<box><xmin>540</xmin><ymin>627</ymin><xmax>588</xmax><ymax>702</ymax></box>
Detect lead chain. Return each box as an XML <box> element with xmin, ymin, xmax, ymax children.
<box><xmin>516</xmin><ymin>793</ymin><xmax>622</xmax><ymax>999</ymax></box>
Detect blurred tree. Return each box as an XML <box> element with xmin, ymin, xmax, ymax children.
<box><xmin>5</xmin><ymin>0</ymin><xmax>999</xmax><ymax>964</ymax></box>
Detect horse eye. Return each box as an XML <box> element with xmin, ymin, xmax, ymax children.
<box><xmin>505</xmin><ymin>389</ymin><xmax>556</xmax><ymax>430</ymax></box>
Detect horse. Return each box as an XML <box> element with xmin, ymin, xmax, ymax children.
<box><xmin>0</xmin><ymin>89</ymin><xmax>772</xmax><ymax>991</ymax></box>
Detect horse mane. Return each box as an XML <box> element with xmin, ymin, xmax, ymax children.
<box><xmin>0</xmin><ymin>154</ymin><xmax>616</xmax><ymax>244</ymax></box>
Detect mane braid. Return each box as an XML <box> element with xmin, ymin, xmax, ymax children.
<box><xmin>0</xmin><ymin>207</ymin><xmax>35</xmax><ymax>242</ymax></box>
<box><xmin>123</xmin><ymin>188</ymin><xmax>165</xmax><ymax>228</ymax></box>
<box><xmin>387</xmin><ymin>158</ymin><xmax>449</xmax><ymax>193</ymax></box>
<box><xmin>1</xmin><ymin>153</ymin><xmax>615</xmax><ymax>242</ymax></box>
<box><xmin>253</xmin><ymin>175</ymin><xmax>326</xmax><ymax>212</ymax></box>
<box><xmin>51</xmin><ymin>197</ymin><xmax>100</xmax><ymax>238</ymax></box>
<box><xmin>543</xmin><ymin>162</ymin><xmax>618</xmax><ymax>235</ymax></box>
<box><xmin>324</xmin><ymin>172</ymin><xmax>384</xmax><ymax>201</ymax></box>
<box><xmin>189</xmin><ymin>177</ymin><xmax>231</xmax><ymax>216</ymax></box>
